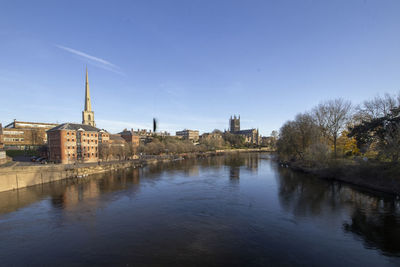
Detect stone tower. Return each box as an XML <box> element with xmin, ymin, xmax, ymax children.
<box><xmin>82</xmin><ymin>68</ymin><xmax>95</xmax><ymax>126</ymax></box>
<box><xmin>229</xmin><ymin>115</ymin><xmax>240</xmax><ymax>132</ymax></box>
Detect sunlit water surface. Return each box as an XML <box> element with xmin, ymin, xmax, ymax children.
<box><xmin>0</xmin><ymin>153</ymin><xmax>399</xmax><ymax>266</ymax></box>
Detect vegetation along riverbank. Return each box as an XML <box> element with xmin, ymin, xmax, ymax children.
<box><xmin>277</xmin><ymin>92</ymin><xmax>400</xmax><ymax>196</ymax></box>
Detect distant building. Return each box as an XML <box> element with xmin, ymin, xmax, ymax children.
<box><xmin>109</xmin><ymin>134</ymin><xmax>127</xmax><ymax>147</ymax></box>
<box><xmin>230</xmin><ymin>115</ymin><xmax>241</xmax><ymax>132</ymax></box>
<box><xmin>234</xmin><ymin>129</ymin><xmax>260</xmax><ymax>144</ymax></box>
<box><xmin>118</xmin><ymin>129</ymin><xmax>140</xmax><ymax>148</ymax></box>
<box><xmin>228</xmin><ymin>115</ymin><xmax>260</xmax><ymax>145</ymax></box>
<box><xmin>47</xmin><ymin>123</ymin><xmax>109</xmax><ymax>164</ymax></box>
<box><xmin>156</xmin><ymin>131</ymin><xmax>171</xmax><ymax>137</ymax></box>
<box><xmin>2</xmin><ymin>120</ymin><xmax>59</xmax><ymax>149</ymax></box>
<box><xmin>176</xmin><ymin>129</ymin><xmax>199</xmax><ymax>142</ymax></box>
<box><xmin>82</xmin><ymin>68</ymin><xmax>95</xmax><ymax>127</ymax></box>
<box><xmin>200</xmin><ymin>131</ymin><xmax>223</xmax><ymax>141</ymax></box>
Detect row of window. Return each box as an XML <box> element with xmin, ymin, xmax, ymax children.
<box><xmin>3</xmin><ymin>138</ymin><xmax>24</xmax><ymax>142</ymax></box>
<box><xmin>66</xmin><ymin>146</ymin><xmax>98</xmax><ymax>151</ymax></box>
<box><xmin>65</xmin><ymin>138</ymin><xmax>98</xmax><ymax>144</ymax></box>
<box><xmin>66</xmin><ymin>132</ymin><xmax>108</xmax><ymax>138</ymax></box>
<box><xmin>67</xmin><ymin>153</ymin><xmax>98</xmax><ymax>158</ymax></box>
<box><xmin>3</xmin><ymin>130</ymin><xmax>24</xmax><ymax>135</ymax></box>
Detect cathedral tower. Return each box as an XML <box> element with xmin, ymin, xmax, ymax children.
<box><xmin>229</xmin><ymin>115</ymin><xmax>240</xmax><ymax>132</ymax></box>
<box><xmin>82</xmin><ymin>68</ymin><xmax>95</xmax><ymax>126</ymax></box>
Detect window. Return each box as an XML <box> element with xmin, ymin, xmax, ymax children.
<box><xmin>67</xmin><ymin>146</ymin><xmax>70</xmax><ymax>149</ymax></box>
<box><xmin>92</xmin><ymin>153</ymin><xmax>94</xmax><ymax>156</ymax></box>
<box><xmin>95</xmin><ymin>153</ymin><xmax>97</xmax><ymax>157</ymax></box>
<box><xmin>72</xmin><ymin>139</ymin><xmax>74</xmax><ymax>142</ymax></box>
<box><xmin>3</xmin><ymin>130</ymin><xmax>24</xmax><ymax>135</ymax></box>
<box><xmin>67</xmin><ymin>132</ymin><xmax>69</xmax><ymax>136</ymax></box>
<box><xmin>67</xmin><ymin>139</ymin><xmax>69</xmax><ymax>142</ymax></box>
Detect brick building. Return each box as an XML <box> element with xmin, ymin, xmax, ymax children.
<box><xmin>47</xmin><ymin>123</ymin><xmax>109</xmax><ymax>164</ymax></box>
<box><xmin>2</xmin><ymin>120</ymin><xmax>59</xmax><ymax>149</ymax></box>
<box><xmin>176</xmin><ymin>129</ymin><xmax>199</xmax><ymax>142</ymax></box>
<box><xmin>119</xmin><ymin>129</ymin><xmax>140</xmax><ymax>147</ymax></box>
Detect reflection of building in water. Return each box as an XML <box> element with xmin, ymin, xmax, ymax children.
<box><xmin>229</xmin><ymin>166</ymin><xmax>240</xmax><ymax>180</ymax></box>
<box><xmin>243</xmin><ymin>154</ymin><xmax>258</xmax><ymax>172</ymax></box>
<box><xmin>53</xmin><ymin>168</ymin><xmax>141</xmax><ymax>211</ymax></box>
<box><xmin>185</xmin><ymin>165</ymin><xmax>199</xmax><ymax>177</ymax></box>
<box><xmin>62</xmin><ymin>179</ymin><xmax>101</xmax><ymax>210</ymax></box>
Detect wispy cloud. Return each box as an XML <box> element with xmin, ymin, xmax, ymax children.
<box><xmin>56</xmin><ymin>45</ymin><xmax>124</xmax><ymax>75</ymax></box>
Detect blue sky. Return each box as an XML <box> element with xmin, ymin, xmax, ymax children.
<box><xmin>1</xmin><ymin>0</ymin><xmax>399</xmax><ymax>135</ymax></box>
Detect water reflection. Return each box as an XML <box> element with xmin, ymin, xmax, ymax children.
<box><xmin>0</xmin><ymin>153</ymin><xmax>399</xmax><ymax>265</ymax></box>
<box><xmin>343</xmin><ymin>201</ymin><xmax>400</xmax><ymax>256</ymax></box>
<box><xmin>275</xmin><ymin>165</ymin><xmax>400</xmax><ymax>256</ymax></box>
<box><xmin>0</xmin><ymin>168</ymin><xmax>141</xmax><ymax>214</ymax></box>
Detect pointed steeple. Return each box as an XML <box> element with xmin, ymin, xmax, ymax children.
<box><xmin>85</xmin><ymin>67</ymin><xmax>92</xmax><ymax>111</ymax></box>
<box><xmin>82</xmin><ymin>67</ymin><xmax>95</xmax><ymax>127</ymax></box>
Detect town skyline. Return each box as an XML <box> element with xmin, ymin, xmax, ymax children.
<box><xmin>1</xmin><ymin>1</ymin><xmax>400</xmax><ymax>135</ymax></box>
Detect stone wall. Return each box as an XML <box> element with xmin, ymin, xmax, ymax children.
<box><xmin>0</xmin><ymin>161</ymin><xmax>139</xmax><ymax>193</ymax></box>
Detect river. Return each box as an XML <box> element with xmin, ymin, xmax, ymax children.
<box><xmin>0</xmin><ymin>153</ymin><xmax>399</xmax><ymax>266</ymax></box>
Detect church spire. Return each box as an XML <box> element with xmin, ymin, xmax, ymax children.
<box><xmin>85</xmin><ymin>67</ymin><xmax>92</xmax><ymax>111</ymax></box>
<box><xmin>82</xmin><ymin>67</ymin><xmax>95</xmax><ymax>126</ymax></box>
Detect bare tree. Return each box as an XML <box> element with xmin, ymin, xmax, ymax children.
<box><xmin>354</xmin><ymin>92</ymin><xmax>400</xmax><ymax>123</ymax></box>
<box><xmin>276</xmin><ymin>113</ymin><xmax>320</xmax><ymax>161</ymax></box>
<box><xmin>313</xmin><ymin>98</ymin><xmax>352</xmax><ymax>158</ymax></box>
<box><xmin>98</xmin><ymin>143</ymin><xmax>111</xmax><ymax>161</ymax></box>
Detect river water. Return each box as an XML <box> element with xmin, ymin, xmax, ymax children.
<box><xmin>0</xmin><ymin>153</ymin><xmax>399</xmax><ymax>266</ymax></box>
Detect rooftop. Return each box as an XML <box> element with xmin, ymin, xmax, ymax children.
<box><xmin>47</xmin><ymin>123</ymin><xmax>102</xmax><ymax>132</ymax></box>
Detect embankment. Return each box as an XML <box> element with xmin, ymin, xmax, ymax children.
<box><xmin>0</xmin><ymin>160</ymin><xmax>145</xmax><ymax>193</ymax></box>
<box><xmin>286</xmin><ymin>160</ymin><xmax>400</xmax><ymax>195</ymax></box>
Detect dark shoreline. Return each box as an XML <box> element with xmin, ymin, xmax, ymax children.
<box><xmin>282</xmin><ymin>160</ymin><xmax>400</xmax><ymax>196</ymax></box>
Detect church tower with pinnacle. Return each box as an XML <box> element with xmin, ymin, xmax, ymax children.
<box><xmin>82</xmin><ymin>68</ymin><xmax>95</xmax><ymax>127</ymax></box>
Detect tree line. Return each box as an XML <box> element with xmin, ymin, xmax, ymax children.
<box><xmin>277</xmin><ymin>92</ymin><xmax>400</xmax><ymax>165</ymax></box>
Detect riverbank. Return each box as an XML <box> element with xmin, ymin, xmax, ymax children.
<box><xmin>0</xmin><ymin>148</ymin><xmax>271</xmax><ymax>193</ymax></box>
<box><xmin>285</xmin><ymin>159</ymin><xmax>400</xmax><ymax>195</ymax></box>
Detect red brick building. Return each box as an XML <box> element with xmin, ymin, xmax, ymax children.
<box><xmin>47</xmin><ymin>123</ymin><xmax>109</xmax><ymax>164</ymax></box>
<box><xmin>119</xmin><ymin>129</ymin><xmax>140</xmax><ymax>147</ymax></box>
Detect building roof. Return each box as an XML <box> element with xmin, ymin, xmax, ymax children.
<box><xmin>119</xmin><ymin>129</ymin><xmax>139</xmax><ymax>136</ymax></box>
<box><xmin>234</xmin><ymin>129</ymin><xmax>257</xmax><ymax>135</ymax></box>
<box><xmin>47</xmin><ymin>123</ymin><xmax>102</xmax><ymax>132</ymax></box>
<box><xmin>5</xmin><ymin>120</ymin><xmax>59</xmax><ymax>129</ymax></box>
<box><xmin>109</xmin><ymin>134</ymin><xmax>125</xmax><ymax>141</ymax></box>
